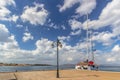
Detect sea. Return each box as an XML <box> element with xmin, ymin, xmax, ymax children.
<box><xmin>0</xmin><ymin>65</ymin><xmax>120</xmax><ymax>72</ymax></box>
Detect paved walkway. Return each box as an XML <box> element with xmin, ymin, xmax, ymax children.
<box><xmin>0</xmin><ymin>73</ymin><xmax>16</xmax><ymax>80</ymax></box>
<box><xmin>0</xmin><ymin>70</ymin><xmax>120</xmax><ymax>80</ymax></box>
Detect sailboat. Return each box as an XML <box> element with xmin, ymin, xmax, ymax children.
<box><xmin>75</xmin><ymin>14</ymin><xmax>97</xmax><ymax>70</ymax></box>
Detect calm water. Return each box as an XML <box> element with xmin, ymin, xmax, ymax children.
<box><xmin>0</xmin><ymin>65</ymin><xmax>120</xmax><ymax>72</ymax></box>
<box><xmin>0</xmin><ymin>65</ymin><xmax>74</xmax><ymax>72</ymax></box>
<box><xmin>98</xmin><ymin>66</ymin><xmax>120</xmax><ymax>72</ymax></box>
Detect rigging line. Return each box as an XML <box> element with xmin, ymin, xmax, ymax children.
<box><xmin>90</xmin><ymin>30</ymin><xmax>93</xmax><ymax>61</ymax></box>
<box><xmin>90</xmin><ymin>31</ymin><xmax>94</xmax><ymax>61</ymax></box>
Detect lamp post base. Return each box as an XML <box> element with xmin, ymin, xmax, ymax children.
<box><xmin>56</xmin><ymin>72</ymin><xmax>59</xmax><ymax>78</ymax></box>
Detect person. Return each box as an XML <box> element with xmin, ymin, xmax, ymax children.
<box><xmin>96</xmin><ymin>66</ymin><xmax>98</xmax><ymax>71</ymax></box>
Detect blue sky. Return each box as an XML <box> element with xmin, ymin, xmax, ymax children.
<box><xmin>0</xmin><ymin>0</ymin><xmax>120</xmax><ymax>65</ymax></box>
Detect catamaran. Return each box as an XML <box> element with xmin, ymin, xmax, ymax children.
<box><xmin>75</xmin><ymin>14</ymin><xmax>98</xmax><ymax>70</ymax></box>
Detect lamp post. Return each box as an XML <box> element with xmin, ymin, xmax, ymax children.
<box><xmin>52</xmin><ymin>39</ymin><xmax>62</xmax><ymax>78</ymax></box>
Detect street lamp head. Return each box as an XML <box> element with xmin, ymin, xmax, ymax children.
<box><xmin>58</xmin><ymin>42</ymin><xmax>62</xmax><ymax>48</ymax></box>
<box><xmin>51</xmin><ymin>43</ymin><xmax>54</xmax><ymax>48</ymax></box>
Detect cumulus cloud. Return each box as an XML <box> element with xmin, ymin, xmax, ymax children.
<box><xmin>68</xmin><ymin>19</ymin><xmax>82</xmax><ymax>35</ymax></box>
<box><xmin>32</xmin><ymin>39</ymin><xmax>53</xmax><ymax>57</ymax></box>
<box><xmin>69</xmin><ymin>19</ymin><xmax>82</xmax><ymax>30</ymax></box>
<box><xmin>2</xmin><ymin>35</ymin><xmax>19</xmax><ymax>49</ymax></box>
<box><xmin>23</xmin><ymin>32</ymin><xmax>34</xmax><ymax>42</ymax></box>
<box><xmin>0</xmin><ymin>24</ymin><xmax>19</xmax><ymax>50</ymax></box>
<box><xmin>59</xmin><ymin>0</ymin><xmax>79</xmax><ymax>12</ymax></box>
<box><xmin>16</xmin><ymin>24</ymin><xmax>23</xmax><ymax>28</ymax></box>
<box><xmin>0</xmin><ymin>0</ymin><xmax>15</xmax><ymax>7</ymax></box>
<box><xmin>0</xmin><ymin>24</ymin><xmax>19</xmax><ymax>62</ymax></box>
<box><xmin>76</xmin><ymin>0</ymin><xmax>96</xmax><ymax>15</ymax></box>
<box><xmin>0</xmin><ymin>7</ymin><xmax>11</xmax><ymax>20</ymax></box>
<box><xmin>0</xmin><ymin>0</ymin><xmax>17</xmax><ymax>22</ymax></box>
<box><xmin>0</xmin><ymin>26</ymin><xmax>54</xmax><ymax>63</ymax></box>
<box><xmin>1</xmin><ymin>0</ymin><xmax>120</xmax><ymax>66</ymax></box>
<box><xmin>112</xmin><ymin>45</ymin><xmax>120</xmax><ymax>52</ymax></box>
<box><xmin>97</xmin><ymin>44</ymin><xmax>120</xmax><ymax>65</ymax></box>
<box><xmin>83</xmin><ymin>0</ymin><xmax>120</xmax><ymax>30</ymax></box>
<box><xmin>1</xmin><ymin>33</ymin><xmax>120</xmax><ymax>65</ymax></box>
<box><xmin>21</xmin><ymin>3</ymin><xmax>49</xmax><ymax>25</ymax></box>
<box><xmin>0</xmin><ymin>31</ymin><xmax>85</xmax><ymax>64</ymax></box>
<box><xmin>0</xmin><ymin>26</ymin><xmax>67</xmax><ymax>64</ymax></box>
<box><xmin>48</xmin><ymin>23</ymin><xmax>59</xmax><ymax>29</ymax></box>
<box><xmin>58</xmin><ymin>36</ymin><xmax>70</xmax><ymax>41</ymax></box>
<box><xmin>59</xmin><ymin>0</ymin><xmax>96</xmax><ymax>15</ymax></box>
<box><xmin>1</xmin><ymin>0</ymin><xmax>120</xmax><ymax>65</ymax></box>
<box><xmin>0</xmin><ymin>24</ymin><xmax>9</xmax><ymax>42</ymax></box>
<box><xmin>80</xmin><ymin>0</ymin><xmax>120</xmax><ymax>47</ymax></box>
<box><xmin>92</xmin><ymin>31</ymin><xmax>114</xmax><ymax>46</ymax></box>
<box><xmin>8</xmin><ymin>15</ymin><xmax>19</xmax><ymax>22</ymax></box>
<box><xmin>67</xmin><ymin>0</ymin><xmax>120</xmax><ymax>45</ymax></box>
<box><xmin>70</xmin><ymin>30</ymin><xmax>81</xmax><ymax>36</ymax></box>
<box><xmin>22</xmin><ymin>26</ymin><xmax>34</xmax><ymax>42</ymax></box>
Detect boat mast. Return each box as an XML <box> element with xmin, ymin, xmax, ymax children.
<box><xmin>86</xmin><ymin>14</ymin><xmax>94</xmax><ymax>62</ymax></box>
<box><xmin>90</xmin><ymin>29</ymin><xmax>93</xmax><ymax>61</ymax></box>
<box><xmin>86</xmin><ymin>13</ymin><xmax>89</xmax><ymax>61</ymax></box>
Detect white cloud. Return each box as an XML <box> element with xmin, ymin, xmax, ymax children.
<box><xmin>107</xmin><ymin>58</ymin><xmax>116</xmax><ymax>62</ymax></box>
<box><xmin>70</xmin><ymin>30</ymin><xmax>81</xmax><ymax>36</ymax></box>
<box><xmin>68</xmin><ymin>19</ymin><xmax>82</xmax><ymax>35</ymax></box>
<box><xmin>8</xmin><ymin>15</ymin><xmax>19</xmax><ymax>22</ymax></box>
<box><xmin>59</xmin><ymin>0</ymin><xmax>79</xmax><ymax>12</ymax></box>
<box><xmin>48</xmin><ymin>23</ymin><xmax>66</xmax><ymax>30</ymax></box>
<box><xmin>21</xmin><ymin>3</ymin><xmax>49</xmax><ymax>25</ymax></box>
<box><xmin>0</xmin><ymin>0</ymin><xmax>16</xmax><ymax>21</ymax></box>
<box><xmin>0</xmin><ymin>24</ymin><xmax>10</xmax><ymax>42</ymax></box>
<box><xmin>23</xmin><ymin>32</ymin><xmax>34</xmax><ymax>42</ymax></box>
<box><xmin>58</xmin><ymin>36</ymin><xmax>70</xmax><ymax>41</ymax></box>
<box><xmin>48</xmin><ymin>23</ymin><xmax>59</xmax><ymax>29</ymax></box>
<box><xmin>76</xmin><ymin>0</ymin><xmax>96</xmax><ymax>15</ymax></box>
<box><xmin>16</xmin><ymin>24</ymin><xmax>23</xmax><ymax>28</ymax></box>
<box><xmin>69</xmin><ymin>19</ymin><xmax>82</xmax><ymax>30</ymax></box>
<box><xmin>59</xmin><ymin>0</ymin><xmax>96</xmax><ymax>15</ymax></box>
<box><xmin>0</xmin><ymin>22</ymin><xmax>120</xmax><ymax>65</ymax></box>
<box><xmin>1</xmin><ymin>35</ymin><xmax>120</xmax><ymax>65</ymax></box>
<box><xmin>0</xmin><ymin>7</ymin><xmax>11</xmax><ymax>20</ymax></box>
<box><xmin>83</xmin><ymin>0</ymin><xmax>120</xmax><ymax>30</ymax></box>
<box><xmin>61</xmin><ymin>25</ymin><xmax>66</xmax><ymax>30</ymax></box>
<box><xmin>97</xmin><ymin>44</ymin><xmax>120</xmax><ymax>64</ymax></box>
<box><xmin>92</xmin><ymin>31</ymin><xmax>114</xmax><ymax>46</ymax></box>
<box><xmin>0</xmin><ymin>0</ymin><xmax>15</xmax><ymax>7</ymax></box>
<box><xmin>0</xmin><ymin>24</ymin><xmax>19</xmax><ymax>50</ymax></box>
<box><xmin>1</xmin><ymin>0</ymin><xmax>120</xmax><ymax>65</ymax></box>
<box><xmin>34</xmin><ymin>38</ymin><xmax>53</xmax><ymax>54</ymax></box>
<box><xmin>2</xmin><ymin>35</ymin><xmax>19</xmax><ymax>49</ymax></box>
<box><xmin>80</xmin><ymin>0</ymin><xmax>120</xmax><ymax>47</ymax></box>
<box><xmin>112</xmin><ymin>45</ymin><xmax>120</xmax><ymax>52</ymax></box>
<box><xmin>0</xmin><ymin>24</ymin><xmax>34</xmax><ymax>63</ymax></box>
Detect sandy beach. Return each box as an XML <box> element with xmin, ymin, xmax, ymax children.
<box><xmin>0</xmin><ymin>69</ymin><xmax>120</xmax><ymax>80</ymax></box>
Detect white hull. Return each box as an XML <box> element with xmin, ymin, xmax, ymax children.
<box><xmin>75</xmin><ymin>65</ymin><xmax>91</xmax><ymax>70</ymax></box>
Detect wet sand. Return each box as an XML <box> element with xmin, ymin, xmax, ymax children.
<box><xmin>0</xmin><ymin>69</ymin><xmax>120</xmax><ymax>80</ymax></box>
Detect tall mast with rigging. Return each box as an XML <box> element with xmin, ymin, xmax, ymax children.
<box><xmin>86</xmin><ymin>13</ymin><xmax>89</xmax><ymax>62</ymax></box>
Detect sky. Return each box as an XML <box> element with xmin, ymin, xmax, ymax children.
<box><xmin>0</xmin><ymin>0</ymin><xmax>120</xmax><ymax>65</ymax></box>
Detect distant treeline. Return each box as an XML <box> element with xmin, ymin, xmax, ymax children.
<box><xmin>0</xmin><ymin>63</ymin><xmax>52</xmax><ymax>66</ymax></box>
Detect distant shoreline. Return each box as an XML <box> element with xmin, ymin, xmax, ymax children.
<box><xmin>0</xmin><ymin>63</ymin><xmax>52</xmax><ymax>66</ymax></box>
